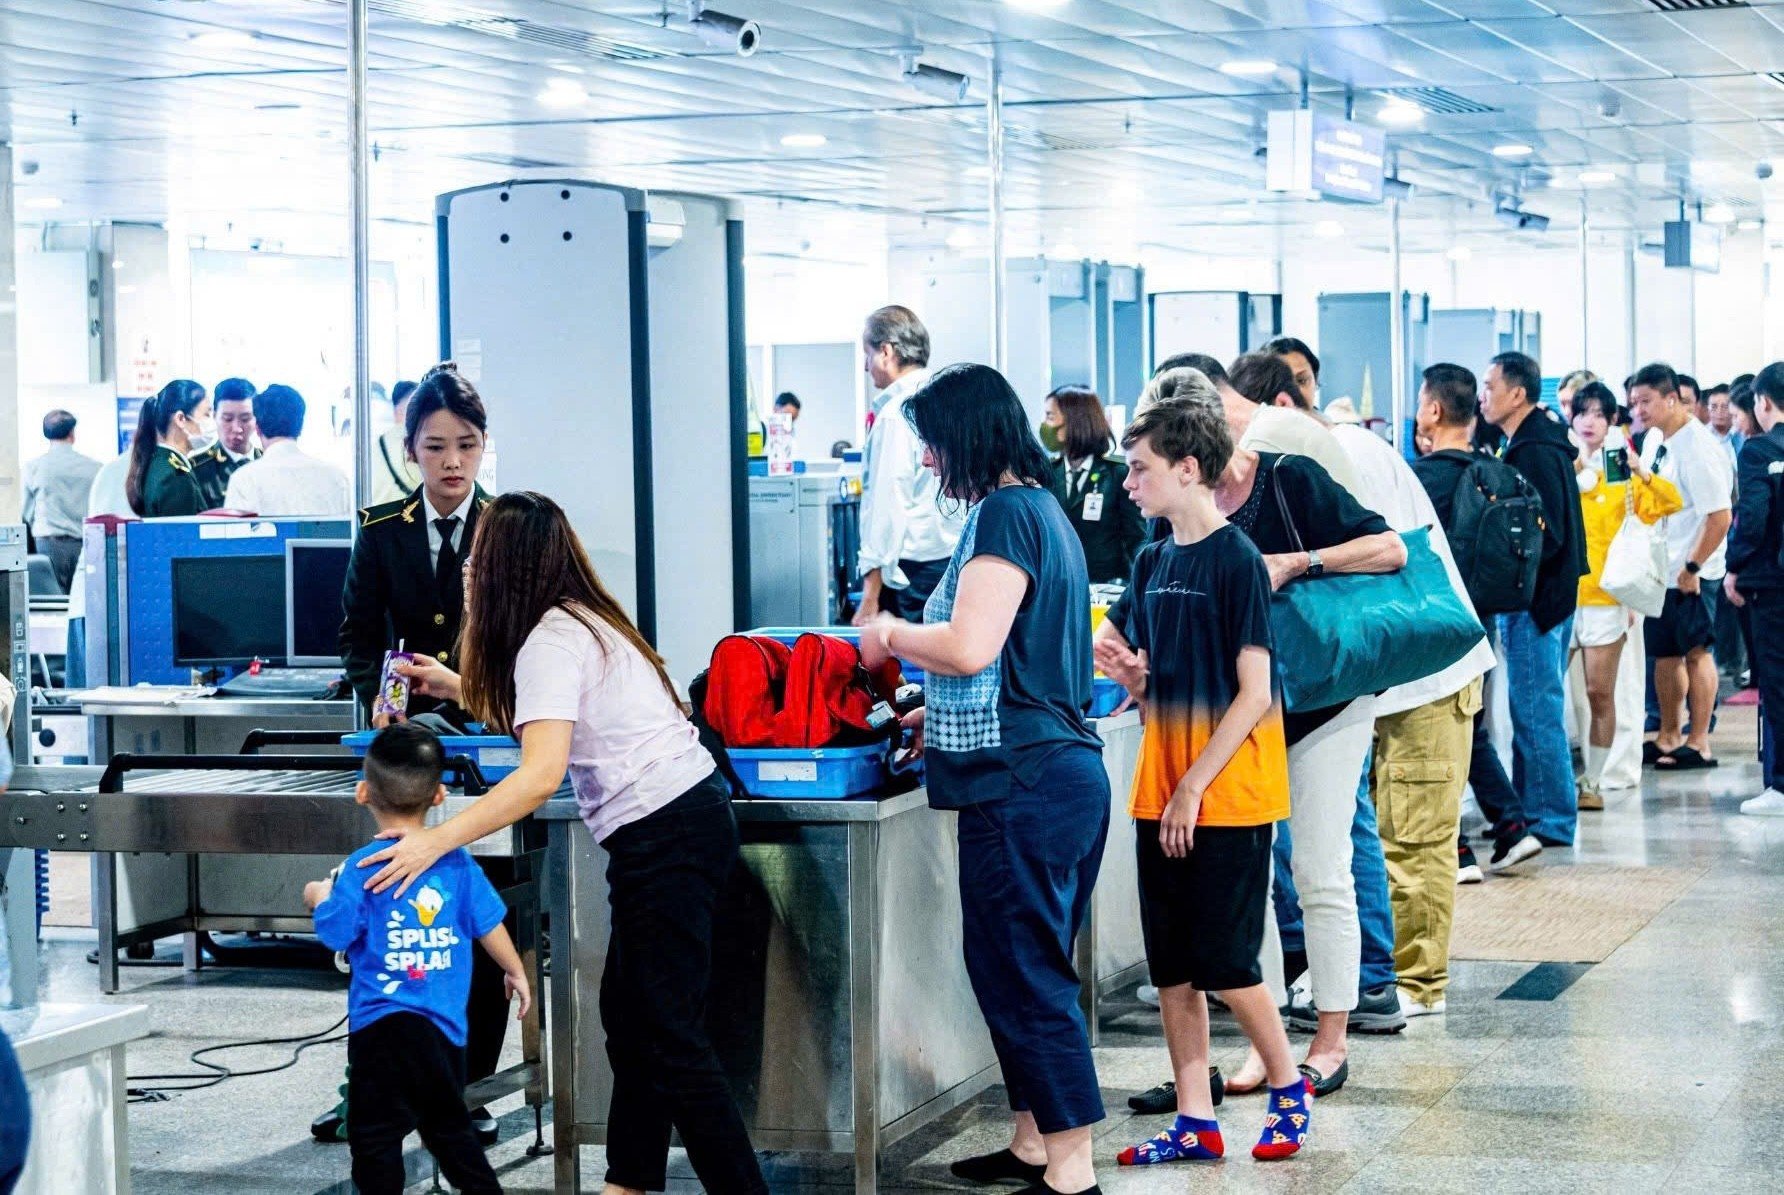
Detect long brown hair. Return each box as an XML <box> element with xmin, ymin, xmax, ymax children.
<box><xmin>1048</xmin><ymin>385</ymin><xmax>1112</xmax><ymax>462</ymax></box>
<box><xmin>458</xmin><ymin>491</ymin><xmax>675</xmax><ymax>734</ymax></box>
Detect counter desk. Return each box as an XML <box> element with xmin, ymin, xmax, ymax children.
<box><xmin>539</xmin><ymin>787</ymin><xmax>996</xmax><ymax>1194</ymax></box>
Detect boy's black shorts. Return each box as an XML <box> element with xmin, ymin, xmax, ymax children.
<box><xmin>1135</xmin><ymin>820</ymin><xmax>1272</xmax><ymax>992</ymax></box>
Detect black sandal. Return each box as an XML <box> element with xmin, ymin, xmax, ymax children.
<box><xmin>1656</xmin><ymin>745</ymin><xmax>1717</xmax><ymax>771</ymax></box>
<box><xmin>1643</xmin><ymin>740</ymin><xmax>1662</xmax><ymax>765</ymax></box>
<box><xmin>1298</xmin><ymin>1058</ymin><xmax>1349</xmax><ymax>1097</ymax></box>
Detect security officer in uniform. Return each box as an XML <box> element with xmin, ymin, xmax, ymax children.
<box><xmin>323</xmin><ymin>362</ymin><xmax>510</xmax><ymax>1146</ymax></box>
<box><xmin>1042</xmin><ymin>384</ymin><xmax>1145</xmax><ymax>584</ymax></box>
<box><xmin>125</xmin><ymin>380</ymin><xmax>211</xmax><ymax>517</ymax></box>
<box><xmin>191</xmin><ymin>377</ymin><xmax>261</xmax><ymax>508</ymax></box>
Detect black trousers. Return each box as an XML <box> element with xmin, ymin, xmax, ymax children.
<box><xmin>880</xmin><ymin>556</ymin><xmax>950</xmax><ymax>622</ymax></box>
<box><xmin>1744</xmin><ymin>588</ymin><xmax>1784</xmax><ymax>791</ymax></box>
<box><xmin>1467</xmin><ymin>710</ymin><xmax>1528</xmax><ymax>843</ymax></box>
<box><xmin>39</xmin><ymin>535</ymin><xmax>80</xmax><ymax>594</ymax></box>
<box><xmin>347</xmin><ymin>1012</ymin><xmax>501</xmax><ymax>1194</ymax></box>
<box><xmin>600</xmin><ymin>777</ymin><xmax>766</xmax><ymax>1195</ymax></box>
<box><xmin>465</xmin><ymin>857</ymin><xmax>515</xmax><ymax>1089</ymax></box>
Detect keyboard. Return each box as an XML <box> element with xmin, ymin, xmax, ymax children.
<box><xmin>216</xmin><ymin>668</ymin><xmax>345</xmax><ymax>699</ymax></box>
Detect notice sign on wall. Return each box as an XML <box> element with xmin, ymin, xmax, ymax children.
<box><xmin>1267</xmin><ymin>110</ymin><xmax>1386</xmax><ymax>204</ymax></box>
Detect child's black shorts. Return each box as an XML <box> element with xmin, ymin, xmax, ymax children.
<box><xmin>1135</xmin><ymin>820</ymin><xmax>1272</xmax><ymax>992</ymax></box>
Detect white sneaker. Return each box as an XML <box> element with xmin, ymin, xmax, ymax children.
<box><xmin>1487</xmin><ymin>834</ymin><xmax>1544</xmax><ymax>873</ymax></box>
<box><xmin>1396</xmin><ymin>989</ymin><xmax>1445</xmax><ymax>1017</ymax></box>
<box><xmin>1137</xmin><ymin>984</ymin><xmax>1161</xmax><ymax>1008</ymax></box>
<box><xmin>1740</xmin><ymin>788</ymin><xmax>1784</xmax><ymax>817</ymax></box>
<box><xmin>1457</xmin><ymin>862</ymin><xmax>1484</xmax><ymax>885</ymax></box>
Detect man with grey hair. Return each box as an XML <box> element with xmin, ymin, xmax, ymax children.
<box><xmin>854</xmin><ymin>305</ymin><xmax>963</xmax><ymax>623</ymax></box>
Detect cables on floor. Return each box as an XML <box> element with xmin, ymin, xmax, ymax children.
<box><xmin>127</xmin><ymin>1013</ymin><xmax>349</xmax><ymax>1102</ymax></box>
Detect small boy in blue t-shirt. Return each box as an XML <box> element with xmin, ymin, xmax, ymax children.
<box><xmin>303</xmin><ymin>723</ymin><xmax>529</xmax><ymax>1195</ymax></box>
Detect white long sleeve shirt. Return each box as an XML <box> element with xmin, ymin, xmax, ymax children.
<box><xmin>222</xmin><ymin>441</ymin><xmax>354</xmax><ymax>517</ymax></box>
<box><xmin>857</xmin><ymin>368</ymin><xmax>963</xmax><ymax>588</ymax></box>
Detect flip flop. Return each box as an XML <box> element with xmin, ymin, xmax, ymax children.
<box><xmin>1656</xmin><ymin>745</ymin><xmax>1718</xmax><ymax>771</ymax></box>
<box><xmin>1297</xmin><ymin>1059</ymin><xmax>1349</xmax><ymax>1097</ymax></box>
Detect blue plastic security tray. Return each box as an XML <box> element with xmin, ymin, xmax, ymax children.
<box><xmin>341</xmin><ymin>730</ymin><xmax>523</xmax><ymax>784</ymax></box>
<box><xmin>1088</xmin><ymin>675</ymin><xmax>1128</xmax><ymax>718</ymax></box>
<box><xmin>726</xmin><ymin>743</ymin><xmax>897</xmax><ymax>800</ymax></box>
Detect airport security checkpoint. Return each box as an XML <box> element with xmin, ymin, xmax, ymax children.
<box><xmin>7</xmin><ymin>3</ymin><xmax>1784</xmax><ymax>1194</ymax></box>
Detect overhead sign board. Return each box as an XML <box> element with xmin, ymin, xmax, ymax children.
<box><xmin>1267</xmin><ymin>110</ymin><xmax>1387</xmax><ymax>204</ymax></box>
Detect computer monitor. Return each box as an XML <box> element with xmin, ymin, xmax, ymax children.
<box><xmin>171</xmin><ymin>555</ymin><xmax>286</xmax><ymax>668</ymax></box>
<box><xmin>285</xmin><ymin>539</ymin><xmax>353</xmax><ymax>667</ymax></box>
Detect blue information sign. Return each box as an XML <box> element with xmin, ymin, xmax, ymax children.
<box><xmin>1310</xmin><ymin>114</ymin><xmax>1386</xmax><ymax>203</ymax></box>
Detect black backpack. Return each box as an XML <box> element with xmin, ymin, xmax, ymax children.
<box><xmin>1446</xmin><ymin>453</ymin><xmax>1547</xmax><ymax>615</ymax></box>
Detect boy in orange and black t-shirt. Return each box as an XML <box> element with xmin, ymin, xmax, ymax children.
<box><xmin>1095</xmin><ymin>391</ymin><xmax>1311</xmax><ymax>1166</ymax></box>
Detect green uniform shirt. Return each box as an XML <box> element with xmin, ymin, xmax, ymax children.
<box><xmin>190</xmin><ymin>443</ymin><xmax>261</xmax><ymax>510</ymax></box>
<box><xmin>139</xmin><ymin>445</ymin><xmax>204</xmax><ymax>517</ymax></box>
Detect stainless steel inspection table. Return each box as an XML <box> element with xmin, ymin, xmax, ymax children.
<box><xmin>0</xmin><ymin>757</ymin><xmax>550</xmax><ymax>1134</ymax></box>
<box><xmin>539</xmin><ymin>787</ymin><xmax>999</xmax><ymax>1194</ymax></box>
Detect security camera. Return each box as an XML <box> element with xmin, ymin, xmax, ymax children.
<box><xmin>1494</xmin><ymin>203</ymin><xmax>1550</xmax><ymax>233</ymax></box>
<box><xmin>1759</xmin><ymin>161</ymin><xmax>1774</xmax><ymax>181</ymax></box>
<box><xmin>1599</xmin><ymin>91</ymin><xmax>1621</xmax><ymax>119</ymax></box>
<box><xmin>900</xmin><ymin>57</ymin><xmax>971</xmax><ymax>102</ymax></box>
<box><xmin>18</xmin><ymin>161</ymin><xmax>38</xmax><ymax>176</ymax></box>
<box><xmin>687</xmin><ymin>2</ymin><xmax>760</xmax><ymax>56</ymax></box>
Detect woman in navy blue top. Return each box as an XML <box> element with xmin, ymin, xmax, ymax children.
<box><xmin>862</xmin><ymin>363</ymin><xmax>1108</xmax><ymax>1195</ymax></box>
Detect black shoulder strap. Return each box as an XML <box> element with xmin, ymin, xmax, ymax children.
<box><xmin>1266</xmin><ymin>455</ymin><xmax>1304</xmax><ymax>554</ymax></box>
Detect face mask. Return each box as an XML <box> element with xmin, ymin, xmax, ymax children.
<box><xmin>185</xmin><ymin>414</ymin><xmax>217</xmax><ymax>453</ymax></box>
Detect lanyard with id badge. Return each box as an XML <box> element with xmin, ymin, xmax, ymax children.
<box><xmin>1080</xmin><ymin>470</ymin><xmax>1104</xmax><ymax>522</ymax></box>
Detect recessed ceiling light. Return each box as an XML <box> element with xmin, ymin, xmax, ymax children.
<box><xmin>537</xmin><ymin>79</ymin><xmax>589</xmax><ymax>109</ymax></box>
<box><xmin>187</xmin><ymin>29</ymin><xmax>258</xmax><ymax>49</ymax></box>
<box><xmin>1704</xmin><ymin>202</ymin><xmax>1735</xmax><ymax>225</ymax></box>
<box><xmin>1004</xmin><ymin>0</ymin><xmax>1070</xmax><ymax>8</ymax></box>
<box><xmin>1315</xmin><ymin>219</ymin><xmax>1344</xmax><ymax>239</ymax></box>
<box><xmin>1219</xmin><ymin>60</ymin><xmax>1278</xmax><ymax>77</ymax></box>
<box><xmin>965</xmin><ymin>165</ymin><xmax>991</xmax><ymax>180</ymax></box>
<box><xmin>1578</xmin><ymin>169</ymin><xmax>1616</xmax><ymax>185</ymax></box>
<box><xmin>1737</xmin><ymin>217</ymin><xmax>1764</xmax><ymax>231</ymax></box>
<box><xmin>21</xmin><ymin>196</ymin><xmax>63</xmax><ymax>211</ymax></box>
<box><xmin>779</xmin><ymin>132</ymin><xmax>827</xmax><ymax>149</ymax></box>
<box><xmin>1492</xmin><ymin>143</ymin><xmax>1534</xmax><ymax>159</ymax></box>
<box><xmin>1447</xmin><ymin>245</ymin><xmax>1472</xmax><ymax>262</ymax></box>
<box><xmin>1377</xmin><ymin>99</ymin><xmax>1425</xmax><ymax>126</ymax></box>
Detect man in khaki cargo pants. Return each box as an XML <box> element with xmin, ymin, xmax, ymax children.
<box><xmin>1372</xmin><ymin>677</ymin><xmax>1483</xmax><ymax>1016</ymax></box>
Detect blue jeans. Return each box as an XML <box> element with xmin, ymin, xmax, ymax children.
<box><xmin>958</xmin><ymin>746</ymin><xmax>1110</xmax><ymax>1133</ymax></box>
<box><xmin>0</xmin><ymin>1030</ymin><xmax>26</xmax><ymax>1195</ymax></box>
<box><xmin>1499</xmin><ymin>612</ymin><xmax>1577</xmax><ymax>847</ymax></box>
<box><xmin>1271</xmin><ymin>757</ymin><xmax>1398</xmax><ymax>995</ymax></box>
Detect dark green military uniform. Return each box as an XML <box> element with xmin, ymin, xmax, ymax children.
<box><xmin>190</xmin><ymin>443</ymin><xmax>261</xmax><ymax>510</ymax></box>
<box><xmin>139</xmin><ymin>445</ymin><xmax>204</xmax><ymax>517</ymax></box>
<box><xmin>338</xmin><ymin>485</ymin><xmax>491</xmax><ymax>719</ymax></box>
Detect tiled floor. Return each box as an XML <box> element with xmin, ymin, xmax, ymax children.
<box><xmin>28</xmin><ymin>734</ymin><xmax>1781</xmax><ymax>1193</ymax></box>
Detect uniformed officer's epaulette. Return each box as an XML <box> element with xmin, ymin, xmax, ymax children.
<box><xmin>167</xmin><ymin>450</ymin><xmax>192</xmax><ymax>475</ymax></box>
<box><xmin>358</xmin><ymin>498</ymin><xmax>412</xmax><ymax>529</ymax></box>
<box><xmin>196</xmin><ymin>443</ymin><xmax>226</xmax><ymax>465</ymax></box>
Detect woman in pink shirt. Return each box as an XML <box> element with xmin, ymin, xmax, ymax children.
<box><xmin>360</xmin><ymin>490</ymin><xmax>765</xmax><ymax>1195</ymax></box>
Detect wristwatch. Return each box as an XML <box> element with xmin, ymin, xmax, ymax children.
<box><xmin>1685</xmin><ymin>560</ymin><xmax>1702</xmax><ymax>576</ymax></box>
<box><xmin>1306</xmin><ymin>549</ymin><xmax>1325</xmax><ymax>578</ymax></box>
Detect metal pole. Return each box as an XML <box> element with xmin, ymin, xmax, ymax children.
<box><xmin>349</xmin><ymin>0</ymin><xmax>373</xmax><ymax>510</ymax></box>
<box><xmin>1388</xmin><ymin>194</ymin><xmax>1405</xmax><ymax>452</ymax></box>
<box><xmin>1625</xmin><ymin>233</ymin><xmax>1638</xmax><ymax>379</ymax></box>
<box><xmin>1579</xmin><ymin>194</ymin><xmax>1590</xmax><ymax>367</ymax></box>
<box><xmin>986</xmin><ymin>56</ymin><xmax>1007</xmax><ymax>373</ymax></box>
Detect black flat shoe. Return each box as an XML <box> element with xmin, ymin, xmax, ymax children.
<box><xmin>1125</xmin><ymin>1067</ymin><xmax>1223</xmax><ymax>1114</ymax></box>
<box><xmin>1298</xmin><ymin>1058</ymin><xmax>1349</xmax><ymax>1097</ymax></box>
<box><xmin>1014</xmin><ymin>1184</ymin><xmax>1101</xmax><ymax>1195</ymax></box>
<box><xmin>469</xmin><ymin>1106</ymin><xmax>498</xmax><ymax>1147</ymax></box>
<box><xmin>310</xmin><ymin>1110</ymin><xmax>345</xmax><ymax>1143</ymax></box>
<box><xmin>949</xmin><ymin>1148</ymin><xmax>1047</xmax><ymax>1185</ymax></box>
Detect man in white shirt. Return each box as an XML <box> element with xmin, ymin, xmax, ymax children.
<box><xmin>370</xmin><ymin>380</ymin><xmax>423</xmax><ymax>505</ymax></box>
<box><xmin>224</xmin><ymin>385</ymin><xmax>353</xmax><ymax>517</ymax></box>
<box><xmin>22</xmin><ymin>410</ymin><xmax>102</xmax><ymax>592</ymax></box>
<box><xmin>1631</xmin><ymin>363</ymin><xmax>1734</xmax><ymax>770</ymax></box>
<box><xmin>852</xmin><ymin>306</ymin><xmax>962</xmax><ymax>624</ymax></box>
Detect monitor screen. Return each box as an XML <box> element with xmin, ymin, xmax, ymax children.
<box><xmin>286</xmin><ymin>539</ymin><xmax>353</xmax><ymax>666</ymax></box>
<box><xmin>172</xmin><ymin>555</ymin><xmax>285</xmax><ymax>667</ymax></box>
